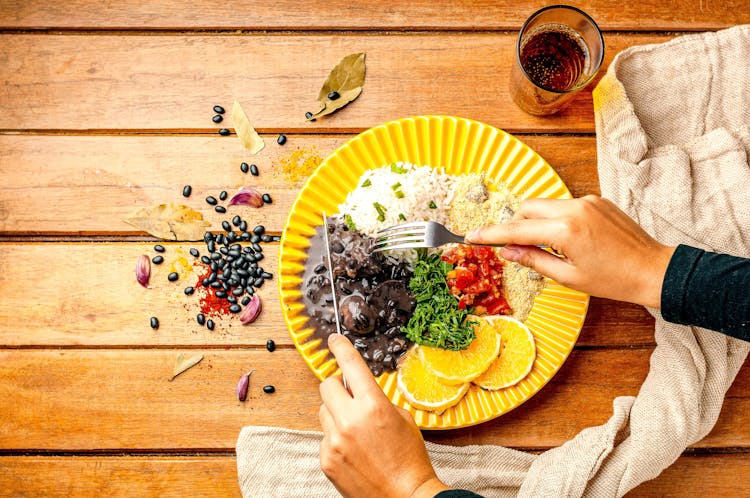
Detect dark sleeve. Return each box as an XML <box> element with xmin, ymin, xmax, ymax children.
<box><xmin>661</xmin><ymin>244</ymin><xmax>750</xmax><ymax>339</ymax></box>
<box><xmin>434</xmin><ymin>491</ymin><xmax>484</xmax><ymax>498</ymax></box>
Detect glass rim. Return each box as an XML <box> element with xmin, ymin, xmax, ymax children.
<box><xmin>515</xmin><ymin>4</ymin><xmax>605</xmax><ymax>94</ymax></box>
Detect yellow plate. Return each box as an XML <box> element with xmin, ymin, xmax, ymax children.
<box><xmin>278</xmin><ymin>115</ymin><xmax>589</xmax><ymax>429</ymax></box>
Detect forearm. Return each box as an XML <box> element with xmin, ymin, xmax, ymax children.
<box><xmin>661</xmin><ymin>245</ymin><xmax>750</xmax><ymax>339</ymax></box>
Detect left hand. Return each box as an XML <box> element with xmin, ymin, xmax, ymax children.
<box><xmin>319</xmin><ymin>333</ymin><xmax>450</xmax><ymax>498</ymax></box>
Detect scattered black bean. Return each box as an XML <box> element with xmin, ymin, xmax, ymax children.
<box><xmin>210</xmin><ymin>281</ymin><xmax>222</xmax><ymax>288</ymax></box>
<box><xmin>272</xmin><ymin>236</ymin><xmax>281</xmax><ymax>242</ymax></box>
<box><xmin>219</xmin><ymin>190</ymin><xmax>228</xmax><ymax>201</ymax></box>
<box><xmin>148</xmin><ymin>317</ymin><xmax>159</xmax><ymax>330</ymax></box>
<box><xmin>227</xmin><ymin>296</ymin><xmax>237</xmax><ymax>304</ymax></box>
<box><xmin>215</xmin><ymin>205</ymin><xmax>226</xmax><ymax>213</ymax></box>
<box><xmin>215</xmin><ymin>234</ymin><xmax>225</xmax><ymax>245</ymax></box>
<box><xmin>182</xmin><ymin>185</ymin><xmax>192</xmax><ymax>197</ymax></box>
<box><xmin>197</xmin><ymin>313</ymin><xmax>205</xmax><ymax>325</ymax></box>
<box><xmin>262</xmin><ymin>272</ymin><xmax>273</xmax><ymax>280</ymax></box>
<box><xmin>232</xmin><ymin>215</ymin><xmax>241</xmax><ymax>227</ymax></box>
<box><xmin>276</xmin><ymin>134</ymin><xmax>287</xmax><ymax>145</ymax></box>
<box><xmin>254</xmin><ymin>267</ymin><xmax>263</xmax><ymax>277</ymax></box>
<box><xmin>239</xmin><ymin>221</ymin><xmax>248</xmax><ymax>232</ymax></box>
<box><xmin>255</xmin><ymin>253</ymin><xmax>264</xmax><ymax>261</ymax></box>
<box><xmin>252</xmin><ymin>243</ymin><xmax>262</xmax><ymax>252</ymax></box>
<box><xmin>266</xmin><ymin>339</ymin><xmax>276</xmax><ymax>352</ymax></box>
<box><xmin>216</xmin><ymin>290</ymin><xmax>227</xmax><ymax>298</ymax></box>
<box><xmin>240</xmin><ymin>162</ymin><xmax>249</xmax><ymax>173</ymax></box>
<box><xmin>206</xmin><ymin>319</ymin><xmax>215</xmax><ymax>331</ymax></box>
<box><xmin>328</xmin><ymin>91</ymin><xmax>340</xmax><ymax>100</ymax></box>
<box><xmin>253</xmin><ymin>225</ymin><xmax>265</xmax><ymax>236</ymax></box>
<box><xmin>305</xmin><ymin>111</ymin><xmax>316</xmax><ymax>122</ymax></box>
<box><xmin>207</xmin><ymin>240</ymin><xmax>215</xmax><ymax>253</ymax></box>
<box><xmin>212</xmin><ymin>114</ymin><xmax>223</xmax><ymax>123</ymax></box>
<box><xmin>153</xmin><ymin>244</ymin><xmax>165</xmax><ymax>252</ymax></box>
<box><xmin>222</xmin><ymin>221</ymin><xmax>231</xmax><ymax>232</ymax></box>
<box><xmin>206</xmin><ymin>196</ymin><xmax>217</xmax><ymax>205</ymax></box>
<box><xmin>184</xmin><ymin>286</ymin><xmax>195</xmax><ymax>295</ymax></box>
<box><xmin>229</xmin><ymin>304</ymin><xmax>241</xmax><ymax>314</ymax></box>
<box><xmin>241</xmin><ymin>296</ymin><xmax>251</xmax><ymax>305</ymax></box>
<box><xmin>263</xmin><ymin>385</ymin><xmax>275</xmax><ymax>394</ymax></box>
<box><xmin>190</xmin><ymin>248</ymin><xmax>200</xmax><ymax>258</ymax></box>
<box><xmin>250</xmin><ymin>164</ymin><xmax>259</xmax><ymax>176</ymax></box>
<box><xmin>227</xmin><ymin>232</ymin><xmax>237</xmax><ymax>242</ymax></box>
<box><xmin>218</xmin><ymin>128</ymin><xmax>230</xmax><ymax>136</ymax></box>
<box><xmin>262</xmin><ymin>193</ymin><xmax>272</xmax><ymax>204</ymax></box>
<box><xmin>204</xmin><ymin>232</ymin><xmax>214</xmax><ymax>243</ymax></box>
<box><xmin>152</xmin><ymin>255</ymin><xmax>164</xmax><ymax>264</ymax></box>
<box><xmin>250</xmin><ymin>234</ymin><xmax>261</xmax><ymax>244</ymax></box>
<box><xmin>167</xmin><ymin>272</ymin><xmax>179</xmax><ymax>282</ymax></box>
<box><xmin>261</xmin><ymin>234</ymin><xmax>272</xmax><ymax>242</ymax></box>
<box><xmin>254</xmin><ymin>277</ymin><xmax>264</xmax><ymax>287</ymax></box>
<box><xmin>246</xmin><ymin>286</ymin><xmax>255</xmax><ymax>295</ymax></box>
<box><xmin>210</xmin><ymin>252</ymin><xmax>222</xmax><ymax>261</ymax></box>
<box><xmin>213</xmin><ymin>105</ymin><xmax>225</xmax><ymax>114</ymax></box>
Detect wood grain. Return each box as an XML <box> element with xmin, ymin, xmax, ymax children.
<box><xmin>1</xmin><ymin>0</ymin><xmax>747</xmax><ymax>31</ymax></box>
<box><xmin>0</xmin><ymin>243</ymin><xmax>654</xmax><ymax>347</ymax></box>
<box><xmin>0</xmin><ymin>33</ymin><xmax>668</xmax><ymax>132</ymax></box>
<box><xmin>0</xmin><ymin>456</ymin><xmax>243</xmax><ymax>497</ymax></box>
<box><xmin>1</xmin><ymin>453</ymin><xmax>749</xmax><ymax>497</ymax></box>
<box><xmin>0</xmin><ymin>135</ymin><xmax>598</xmax><ymax>235</ymax></box>
<box><xmin>0</xmin><ymin>349</ymin><xmax>748</xmax><ymax>450</ymax></box>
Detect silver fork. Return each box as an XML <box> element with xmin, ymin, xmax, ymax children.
<box><xmin>371</xmin><ymin>221</ymin><xmax>546</xmax><ymax>252</ymax></box>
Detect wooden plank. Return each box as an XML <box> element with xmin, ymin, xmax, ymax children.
<box><xmin>0</xmin><ymin>135</ymin><xmax>599</xmax><ymax>235</ymax></box>
<box><xmin>1</xmin><ymin>0</ymin><xmax>747</xmax><ymax>31</ymax></box>
<box><xmin>0</xmin><ymin>349</ymin><xmax>748</xmax><ymax>450</ymax></box>
<box><xmin>0</xmin><ymin>243</ymin><xmax>654</xmax><ymax>347</ymax></box>
<box><xmin>0</xmin><ymin>33</ymin><xmax>667</xmax><ymax>132</ymax></box>
<box><xmin>0</xmin><ymin>453</ymin><xmax>749</xmax><ymax>497</ymax></box>
<box><xmin>0</xmin><ymin>456</ymin><xmax>242</xmax><ymax>497</ymax></box>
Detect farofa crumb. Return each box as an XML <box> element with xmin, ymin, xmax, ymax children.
<box><xmin>448</xmin><ymin>174</ymin><xmax>544</xmax><ymax>321</ymax></box>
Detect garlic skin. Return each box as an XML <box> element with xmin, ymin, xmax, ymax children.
<box><xmin>235</xmin><ymin>370</ymin><xmax>254</xmax><ymax>402</ymax></box>
<box><xmin>136</xmin><ymin>254</ymin><xmax>151</xmax><ymax>288</ymax></box>
<box><xmin>228</xmin><ymin>187</ymin><xmax>264</xmax><ymax>208</ymax></box>
<box><xmin>240</xmin><ymin>295</ymin><xmax>262</xmax><ymax>324</ymax></box>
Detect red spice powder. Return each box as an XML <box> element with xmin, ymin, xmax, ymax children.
<box><xmin>195</xmin><ymin>265</ymin><xmax>231</xmax><ymax>316</ymax></box>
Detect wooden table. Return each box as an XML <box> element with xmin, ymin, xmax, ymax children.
<box><xmin>1</xmin><ymin>2</ymin><xmax>748</xmax><ymax>496</ymax></box>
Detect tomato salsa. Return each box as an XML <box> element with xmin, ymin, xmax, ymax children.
<box><xmin>442</xmin><ymin>245</ymin><xmax>511</xmax><ymax>316</ymax></box>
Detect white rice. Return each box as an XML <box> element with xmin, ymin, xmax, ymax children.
<box><xmin>338</xmin><ymin>162</ymin><xmax>454</xmax><ymax>265</ymax></box>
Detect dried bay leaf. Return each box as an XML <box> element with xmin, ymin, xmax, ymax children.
<box><xmin>310</xmin><ymin>52</ymin><xmax>366</xmax><ymax>119</ymax></box>
<box><xmin>123</xmin><ymin>204</ymin><xmax>211</xmax><ymax>241</ymax></box>
<box><xmin>232</xmin><ymin>100</ymin><xmax>265</xmax><ymax>154</ymax></box>
<box><xmin>169</xmin><ymin>353</ymin><xmax>204</xmax><ymax>381</ymax></box>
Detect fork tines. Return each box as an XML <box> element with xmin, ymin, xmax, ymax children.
<box><xmin>371</xmin><ymin>222</ymin><xmax>429</xmax><ymax>252</ymax></box>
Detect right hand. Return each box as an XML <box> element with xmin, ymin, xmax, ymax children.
<box><xmin>465</xmin><ymin>195</ymin><xmax>675</xmax><ymax>308</ymax></box>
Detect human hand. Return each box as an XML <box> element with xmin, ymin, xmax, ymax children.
<box><xmin>319</xmin><ymin>334</ymin><xmax>449</xmax><ymax>498</ymax></box>
<box><xmin>465</xmin><ymin>195</ymin><xmax>675</xmax><ymax>308</ymax></box>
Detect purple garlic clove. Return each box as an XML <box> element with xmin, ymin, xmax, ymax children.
<box><xmin>136</xmin><ymin>254</ymin><xmax>151</xmax><ymax>288</ymax></box>
<box><xmin>228</xmin><ymin>187</ymin><xmax>264</xmax><ymax>208</ymax></box>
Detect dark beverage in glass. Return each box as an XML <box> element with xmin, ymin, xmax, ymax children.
<box><xmin>510</xmin><ymin>6</ymin><xmax>604</xmax><ymax>115</ymax></box>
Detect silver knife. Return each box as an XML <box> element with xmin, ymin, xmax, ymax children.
<box><xmin>322</xmin><ymin>212</ymin><xmax>348</xmax><ymax>389</ymax></box>
<box><xmin>322</xmin><ymin>212</ymin><xmax>343</xmax><ymax>336</ymax></box>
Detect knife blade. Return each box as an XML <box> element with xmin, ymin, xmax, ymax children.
<box><xmin>322</xmin><ymin>212</ymin><xmax>343</xmax><ymax>336</ymax></box>
<box><xmin>322</xmin><ymin>212</ymin><xmax>348</xmax><ymax>389</ymax></box>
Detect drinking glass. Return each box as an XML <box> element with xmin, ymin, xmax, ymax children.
<box><xmin>509</xmin><ymin>5</ymin><xmax>604</xmax><ymax>116</ymax></box>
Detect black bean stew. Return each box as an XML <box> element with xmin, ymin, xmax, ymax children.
<box><xmin>301</xmin><ymin>217</ymin><xmax>415</xmax><ymax>376</ymax></box>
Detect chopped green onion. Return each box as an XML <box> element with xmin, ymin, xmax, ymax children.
<box><xmin>361</xmin><ymin>179</ymin><xmax>372</xmax><ymax>187</ymax></box>
<box><xmin>373</xmin><ymin>202</ymin><xmax>386</xmax><ymax>222</ymax></box>
<box><xmin>391</xmin><ymin>182</ymin><xmax>402</xmax><ymax>190</ymax></box>
<box><xmin>394</xmin><ymin>190</ymin><xmax>405</xmax><ymax>199</ymax></box>
<box><xmin>344</xmin><ymin>214</ymin><xmax>357</xmax><ymax>231</ymax></box>
<box><xmin>398</xmin><ymin>213</ymin><xmax>407</xmax><ymax>221</ymax></box>
<box><xmin>390</xmin><ymin>163</ymin><xmax>408</xmax><ymax>174</ymax></box>
<box><xmin>429</xmin><ymin>200</ymin><xmax>437</xmax><ymax>209</ymax></box>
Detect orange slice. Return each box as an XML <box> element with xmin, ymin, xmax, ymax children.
<box><xmin>419</xmin><ymin>316</ymin><xmax>502</xmax><ymax>385</ymax></box>
<box><xmin>473</xmin><ymin>315</ymin><xmax>536</xmax><ymax>390</ymax></box>
<box><xmin>397</xmin><ymin>347</ymin><xmax>470</xmax><ymax>412</ymax></box>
